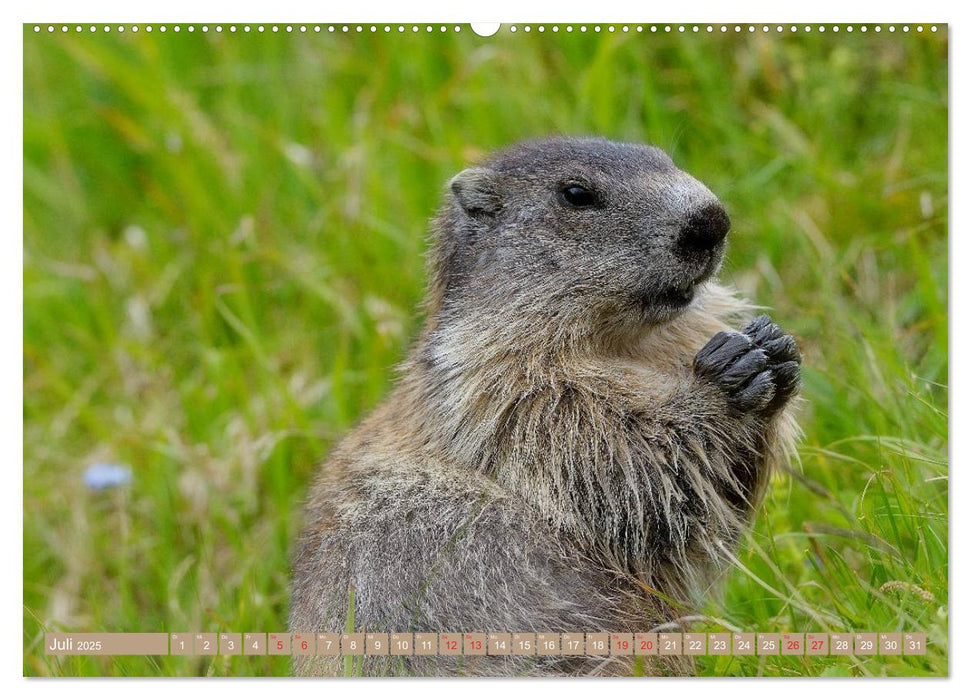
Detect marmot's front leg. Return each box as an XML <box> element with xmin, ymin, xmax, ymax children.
<box><xmin>691</xmin><ymin>314</ymin><xmax>801</xmax><ymax>499</ymax></box>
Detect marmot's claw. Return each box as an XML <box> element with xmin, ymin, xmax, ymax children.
<box><xmin>743</xmin><ymin>314</ymin><xmax>777</xmax><ymax>342</ymax></box>
<box><xmin>761</xmin><ymin>335</ymin><xmax>801</xmax><ymax>365</ymax></box>
<box><xmin>719</xmin><ymin>347</ymin><xmax>768</xmax><ymax>390</ymax></box>
<box><xmin>768</xmin><ymin>360</ymin><xmax>801</xmax><ymax>410</ymax></box>
<box><xmin>695</xmin><ymin>323</ymin><xmax>801</xmax><ymax>416</ymax></box>
<box><xmin>731</xmin><ymin>369</ymin><xmax>776</xmax><ymax>412</ymax></box>
<box><xmin>693</xmin><ymin>331</ymin><xmax>752</xmax><ymax>377</ymax></box>
<box><xmin>744</xmin><ymin>314</ymin><xmax>803</xmax><ymax>365</ymax></box>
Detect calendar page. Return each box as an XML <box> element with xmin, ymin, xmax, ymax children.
<box><xmin>22</xmin><ymin>16</ymin><xmax>948</xmax><ymax>680</ymax></box>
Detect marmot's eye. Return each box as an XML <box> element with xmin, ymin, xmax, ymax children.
<box><xmin>559</xmin><ymin>184</ymin><xmax>597</xmax><ymax>208</ymax></box>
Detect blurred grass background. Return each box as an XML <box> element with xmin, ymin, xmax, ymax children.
<box><xmin>23</xmin><ymin>24</ymin><xmax>947</xmax><ymax>676</ymax></box>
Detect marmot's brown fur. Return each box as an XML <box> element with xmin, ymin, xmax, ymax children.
<box><xmin>289</xmin><ymin>137</ymin><xmax>802</xmax><ymax>676</ymax></box>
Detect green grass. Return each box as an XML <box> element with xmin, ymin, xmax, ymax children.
<box><xmin>23</xmin><ymin>25</ymin><xmax>947</xmax><ymax>676</ymax></box>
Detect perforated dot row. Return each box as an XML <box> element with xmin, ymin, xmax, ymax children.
<box><xmin>508</xmin><ymin>24</ymin><xmax>938</xmax><ymax>34</ymax></box>
<box><xmin>31</xmin><ymin>24</ymin><xmax>941</xmax><ymax>35</ymax></box>
<box><xmin>31</xmin><ymin>24</ymin><xmax>465</xmax><ymax>34</ymax></box>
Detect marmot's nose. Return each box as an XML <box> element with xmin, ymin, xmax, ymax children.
<box><xmin>678</xmin><ymin>203</ymin><xmax>730</xmax><ymax>252</ymax></box>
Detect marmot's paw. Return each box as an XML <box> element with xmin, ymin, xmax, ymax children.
<box><xmin>694</xmin><ymin>331</ymin><xmax>773</xmax><ymax>412</ymax></box>
<box><xmin>693</xmin><ymin>327</ymin><xmax>798</xmax><ymax>415</ymax></box>
<box><xmin>742</xmin><ymin>315</ymin><xmax>802</xmax><ymax>411</ymax></box>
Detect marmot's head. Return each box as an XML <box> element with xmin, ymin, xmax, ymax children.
<box><xmin>427</xmin><ymin>137</ymin><xmax>730</xmax><ymax>347</ymax></box>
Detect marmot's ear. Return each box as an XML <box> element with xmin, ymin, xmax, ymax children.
<box><xmin>448</xmin><ymin>167</ymin><xmax>501</xmax><ymax>218</ymax></box>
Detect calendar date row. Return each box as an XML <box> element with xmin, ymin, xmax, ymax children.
<box><xmin>45</xmin><ymin>632</ymin><xmax>928</xmax><ymax>657</ymax></box>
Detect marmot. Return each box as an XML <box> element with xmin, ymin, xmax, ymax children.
<box><xmin>289</xmin><ymin>137</ymin><xmax>801</xmax><ymax>676</ymax></box>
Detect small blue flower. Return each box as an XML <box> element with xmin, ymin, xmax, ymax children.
<box><xmin>83</xmin><ymin>463</ymin><xmax>133</xmax><ymax>490</ymax></box>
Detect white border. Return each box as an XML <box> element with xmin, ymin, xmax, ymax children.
<box><xmin>6</xmin><ymin>1</ymin><xmax>961</xmax><ymax>699</ymax></box>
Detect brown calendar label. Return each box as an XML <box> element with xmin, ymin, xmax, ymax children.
<box><xmin>758</xmin><ymin>633</ymin><xmax>780</xmax><ymax>656</ymax></box>
<box><xmin>560</xmin><ymin>633</ymin><xmax>584</xmax><ymax>655</ymax></box>
<box><xmin>806</xmin><ymin>633</ymin><xmax>828</xmax><ymax>656</ymax></box>
<box><xmin>44</xmin><ymin>633</ymin><xmax>169</xmax><ymax>656</ymax></box>
<box><xmin>782</xmin><ymin>633</ymin><xmax>804</xmax><ymax>656</ymax></box>
<box><xmin>586</xmin><ymin>633</ymin><xmax>609</xmax><ymax>656</ymax></box>
<box><xmin>537</xmin><ymin>633</ymin><xmax>560</xmax><ymax>655</ymax></box>
<box><xmin>512</xmin><ymin>633</ymin><xmax>536</xmax><ymax>655</ymax></box>
<box><xmin>855</xmin><ymin>633</ymin><xmax>877</xmax><ymax>656</ymax></box>
<box><xmin>488</xmin><ymin>633</ymin><xmax>511</xmax><ymax>655</ymax></box>
<box><xmin>365</xmin><ymin>633</ymin><xmax>388</xmax><ymax>656</ymax></box>
<box><xmin>708</xmin><ymin>633</ymin><xmax>731</xmax><ymax>656</ymax></box>
<box><xmin>390</xmin><ymin>633</ymin><xmax>413</xmax><ymax>655</ymax></box>
<box><xmin>243</xmin><ymin>633</ymin><xmax>266</xmax><ymax>656</ymax></box>
<box><xmin>879</xmin><ymin>633</ymin><xmax>902</xmax><ymax>656</ymax></box>
<box><xmin>733</xmin><ymin>633</ymin><xmax>755</xmax><ymax>655</ymax></box>
<box><xmin>904</xmin><ymin>632</ymin><xmax>927</xmax><ymax>656</ymax></box>
<box><xmin>194</xmin><ymin>633</ymin><xmax>217</xmax><ymax>656</ymax></box>
<box><xmin>634</xmin><ymin>633</ymin><xmax>658</xmax><ymax>656</ymax></box>
<box><xmin>169</xmin><ymin>634</ymin><xmax>192</xmax><ymax>656</ymax></box>
<box><xmin>464</xmin><ymin>633</ymin><xmax>487</xmax><ymax>656</ymax></box>
<box><xmin>219</xmin><ymin>633</ymin><xmax>241</xmax><ymax>656</ymax></box>
<box><xmin>341</xmin><ymin>633</ymin><xmax>365</xmax><ymax>655</ymax></box>
<box><xmin>658</xmin><ymin>633</ymin><xmax>682</xmax><ymax>656</ymax></box>
<box><xmin>830</xmin><ymin>633</ymin><xmax>852</xmax><ymax>655</ymax></box>
<box><xmin>684</xmin><ymin>633</ymin><xmax>706</xmax><ymax>656</ymax></box>
<box><xmin>414</xmin><ymin>633</ymin><xmax>438</xmax><ymax>656</ymax></box>
<box><xmin>292</xmin><ymin>633</ymin><xmax>314</xmax><ymax>656</ymax></box>
<box><xmin>316</xmin><ymin>633</ymin><xmax>340</xmax><ymax>656</ymax></box>
<box><xmin>610</xmin><ymin>633</ymin><xmax>633</xmax><ymax>656</ymax></box>
<box><xmin>268</xmin><ymin>633</ymin><xmax>290</xmax><ymax>656</ymax></box>
<box><xmin>439</xmin><ymin>633</ymin><xmax>462</xmax><ymax>656</ymax></box>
